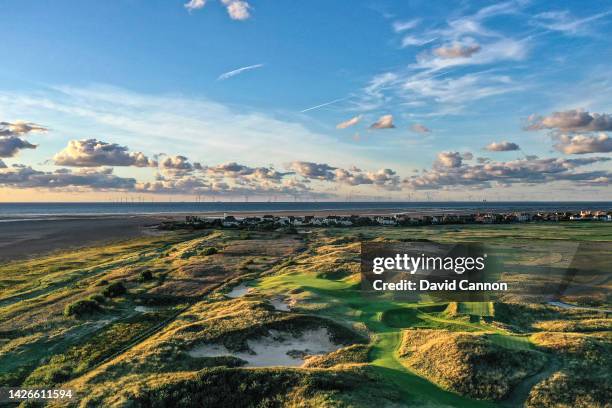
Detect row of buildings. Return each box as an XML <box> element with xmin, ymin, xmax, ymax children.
<box><xmin>181</xmin><ymin>210</ymin><xmax>612</xmax><ymax>228</ymax></box>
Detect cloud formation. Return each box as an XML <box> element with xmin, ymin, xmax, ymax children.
<box><xmin>336</xmin><ymin>115</ymin><xmax>362</xmax><ymax>129</ymax></box>
<box><xmin>393</xmin><ymin>19</ymin><xmax>420</xmax><ymax>33</ymax></box>
<box><xmin>485</xmin><ymin>141</ymin><xmax>520</xmax><ymax>151</ymax></box>
<box><xmin>185</xmin><ymin>0</ymin><xmax>251</xmax><ymax>20</ymax></box>
<box><xmin>531</xmin><ymin>10</ymin><xmax>612</xmax><ymax>36</ymax></box>
<box><xmin>53</xmin><ymin>139</ymin><xmax>157</xmax><ymax>167</ymax></box>
<box><xmin>0</xmin><ymin>159</ymin><xmax>6</xmax><ymax>169</ymax></box>
<box><xmin>370</xmin><ymin>114</ymin><xmax>395</xmax><ymax>129</ymax></box>
<box><xmin>434</xmin><ymin>151</ymin><xmax>465</xmax><ymax>168</ymax></box>
<box><xmin>433</xmin><ymin>43</ymin><xmax>481</xmax><ymax>59</ymax></box>
<box><xmin>410</xmin><ymin>123</ymin><xmax>430</xmax><ymax>133</ymax></box>
<box><xmin>218</xmin><ymin>64</ymin><xmax>264</xmax><ymax>80</ymax></box>
<box><xmin>287</xmin><ymin>161</ymin><xmax>337</xmax><ymax>181</ymax></box>
<box><xmin>405</xmin><ymin>154</ymin><xmax>611</xmax><ymax>190</ymax></box>
<box><xmin>184</xmin><ymin>0</ymin><xmax>206</xmax><ymax>12</ymax></box>
<box><xmin>0</xmin><ymin>121</ymin><xmax>47</xmax><ymax>136</ymax></box>
<box><xmin>335</xmin><ymin>168</ymin><xmax>400</xmax><ymax>190</ymax></box>
<box><xmin>286</xmin><ymin>161</ymin><xmax>400</xmax><ymax>190</ymax></box>
<box><xmin>0</xmin><ymin>136</ymin><xmax>37</xmax><ymax>158</ymax></box>
<box><xmin>0</xmin><ymin>165</ymin><xmax>136</xmax><ymax>190</ymax></box>
<box><xmin>206</xmin><ymin>162</ymin><xmax>290</xmax><ymax>183</ymax></box>
<box><xmin>221</xmin><ymin>0</ymin><xmax>251</xmax><ymax>20</ymax></box>
<box><xmin>553</xmin><ymin>133</ymin><xmax>612</xmax><ymax>154</ymax></box>
<box><xmin>526</xmin><ymin>109</ymin><xmax>612</xmax><ymax>132</ymax></box>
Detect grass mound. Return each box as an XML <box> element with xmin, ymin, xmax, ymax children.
<box><xmin>527</xmin><ymin>332</ymin><xmax>611</xmax><ymax>408</ymax></box>
<box><xmin>399</xmin><ymin>329</ymin><xmax>547</xmax><ymax>400</ymax></box>
<box><xmin>532</xmin><ymin>318</ymin><xmax>611</xmax><ymax>332</ymax></box>
<box><xmin>80</xmin><ymin>366</ymin><xmax>399</xmax><ymax>407</ymax></box>
<box><xmin>302</xmin><ymin>344</ymin><xmax>371</xmax><ymax>368</ymax></box>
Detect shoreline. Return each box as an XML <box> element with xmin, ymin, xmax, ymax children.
<box><xmin>0</xmin><ymin>215</ymin><xmax>171</xmax><ymax>262</ymax></box>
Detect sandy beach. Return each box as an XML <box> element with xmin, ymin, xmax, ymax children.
<box><xmin>0</xmin><ymin>209</ymin><xmax>407</xmax><ymax>261</ymax></box>
<box><xmin>0</xmin><ymin>215</ymin><xmax>172</xmax><ymax>261</ymax></box>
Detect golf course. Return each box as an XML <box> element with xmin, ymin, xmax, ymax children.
<box><xmin>1</xmin><ymin>223</ymin><xmax>610</xmax><ymax>407</ymax></box>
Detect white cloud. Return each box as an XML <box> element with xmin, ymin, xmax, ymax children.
<box><xmin>184</xmin><ymin>0</ymin><xmax>207</xmax><ymax>12</ymax></box>
<box><xmin>392</xmin><ymin>19</ymin><xmax>420</xmax><ymax>33</ymax></box>
<box><xmin>405</xmin><ymin>154</ymin><xmax>611</xmax><ymax>190</ymax></box>
<box><xmin>0</xmin><ymin>121</ymin><xmax>48</xmax><ymax>136</ymax></box>
<box><xmin>410</xmin><ymin>123</ymin><xmax>430</xmax><ymax>133</ymax></box>
<box><xmin>484</xmin><ymin>141</ymin><xmax>520</xmax><ymax>151</ymax></box>
<box><xmin>554</xmin><ymin>133</ymin><xmax>612</xmax><ymax>154</ymax></box>
<box><xmin>401</xmin><ymin>35</ymin><xmax>437</xmax><ymax>48</ymax></box>
<box><xmin>336</xmin><ymin>115</ymin><xmax>362</xmax><ymax>129</ymax></box>
<box><xmin>370</xmin><ymin>114</ymin><xmax>395</xmax><ymax>129</ymax></box>
<box><xmin>433</xmin><ymin>43</ymin><xmax>481</xmax><ymax>59</ymax></box>
<box><xmin>526</xmin><ymin>109</ymin><xmax>612</xmax><ymax>132</ymax></box>
<box><xmin>221</xmin><ymin>0</ymin><xmax>251</xmax><ymax>21</ymax></box>
<box><xmin>185</xmin><ymin>0</ymin><xmax>252</xmax><ymax>21</ymax></box>
<box><xmin>531</xmin><ymin>10</ymin><xmax>612</xmax><ymax>35</ymax></box>
<box><xmin>0</xmin><ymin>165</ymin><xmax>136</xmax><ymax>190</ymax></box>
<box><xmin>53</xmin><ymin>139</ymin><xmax>157</xmax><ymax>167</ymax></box>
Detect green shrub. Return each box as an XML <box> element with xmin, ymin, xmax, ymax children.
<box><xmin>139</xmin><ymin>270</ymin><xmax>153</xmax><ymax>281</ymax></box>
<box><xmin>64</xmin><ymin>299</ymin><xmax>100</xmax><ymax>317</ymax></box>
<box><xmin>87</xmin><ymin>293</ymin><xmax>106</xmax><ymax>303</ymax></box>
<box><xmin>102</xmin><ymin>281</ymin><xmax>127</xmax><ymax>298</ymax></box>
<box><xmin>201</xmin><ymin>247</ymin><xmax>218</xmax><ymax>256</ymax></box>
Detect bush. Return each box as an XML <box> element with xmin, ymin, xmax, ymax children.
<box><xmin>64</xmin><ymin>299</ymin><xmax>101</xmax><ymax>317</ymax></box>
<box><xmin>102</xmin><ymin>281</ymin><xmax>127</xmax><ymax>298</ymax></box>
<box><xmin>139</xmin><ymin>270</ymin><xmax>153</xmax><ymax>281</ymax></box>
<box><xmin>201</xmin><ymin>247</ymin><xmax>218</xmax><ymax>256</ymax></box>
<box><xmin>87</xmin><ymin>293</ymin><xmax>106</xmax><ymax>303</ymax></box>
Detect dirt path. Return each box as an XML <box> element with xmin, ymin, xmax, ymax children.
<box><xmin>502</xmin><ymin>357</ymin><xmax>560</xmax><ymax>408</ymax></box>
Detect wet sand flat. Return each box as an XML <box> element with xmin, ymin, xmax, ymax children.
<box><xmin>0</xmin><ymin>216</ymin><xmax>168</xmax><ymax>261</ymax></box>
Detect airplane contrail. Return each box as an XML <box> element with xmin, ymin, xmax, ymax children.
<box><xmin>300</xmin><ymin>97</ymin><xmax>346</xmax><ymax>113</ymax></box>
<box><xmin>217</xmin><ymin>64</ymin><xmax>265</xmax><ymax>80</ymax></box>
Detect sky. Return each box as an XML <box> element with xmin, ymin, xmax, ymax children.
<box><xmin>1</xmin><ymin>0</ymin><xmax>611</xmax><ymax>202</ymax></box>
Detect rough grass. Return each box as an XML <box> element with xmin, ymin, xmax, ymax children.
<box><xmin>527</xmin><ymin>332</ymin><xmax>612</xmax><ymax>408</ymax></box>
<box><xmin>3</xmin><ymin>223</ymin><xmax>611</xmax><ymax>407</ymax></box>
<box><xmin>75</xmin><ymin>366</ymin><xmax>400</xmax><ymax>408</ymax></box>
<box><xmin>303</xmin><ymin>344</ymin><xmax>371</xmax><ymax>368</ymax></box>
<box><xmin>399</xmin><ymin>329</ymin><xmax>547</xmax><ymax>400</ymax></box>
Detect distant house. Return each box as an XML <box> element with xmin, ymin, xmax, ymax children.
<box><xmin>222</xmin><ymin>215</ymin><xmax>240</xmax><ymax>227</ymax></box>
<box><xmin>515</xmin><ymin>213</ymin><xmax>531</xmax><ymax>222</ymax></box>
<box><xmin>277</xmin><ymin>216</ymin><xmax>291</xmax><ymax>225</ymax></box>
<box><xmin>242</xmin><ymin>217</ymin><xmax>261</xmax><ymax>225</ymax></box>
<box><xmin>431</xmin><ymin>215</ymin><xmax>444</xmax><ymax>224</ymax></box>
<box><xmin>376</xmin><ymin>216</ymin><xmax>397</xmax><ymax>226</ymax></box>
<box><xmin>311</xmin><ymin>217</ymin><xmax>324</xmax><ymax>226</ymax></box>
<box><xmin>337</xmin><ymin>216</ymin><xmax>353</xmax><ymax>226</ymax></box>
<box><xmin>475</xmin><ymin>214</ymin><xmax>494</xmax><ymax>224</ymax></box>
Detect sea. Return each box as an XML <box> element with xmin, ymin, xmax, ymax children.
<box><xmin>0</xmin><ymin>201</ymin><xmax>610</xmax><ymax>220</ymax></box>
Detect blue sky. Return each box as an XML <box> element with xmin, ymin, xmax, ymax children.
<box><xmin>1</xmin><ymin>0</ymin><xmax>611</xmax><ymax>201</ymax></box>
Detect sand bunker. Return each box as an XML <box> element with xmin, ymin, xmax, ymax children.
<box><xmin>187</xmin><ymin>328</ymin><xmax>341</xmax><ymax>367</ymax></box>
<box><xmin>226</xmin><ymin>283</ymin><xmax>251</xmax><ymax>298</ymax></box>
<box><xmin>134</xmin><ymin>305</ymin><xmax>158</xmax><ymax>313</ymax></box>
<box><xmin>270</xmin><ymin>297</ymin><xmax>291</xmax><ymax>311</ymax></box>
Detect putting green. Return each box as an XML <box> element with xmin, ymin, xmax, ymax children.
<box><xmin>255</xmin><ymin>270</ymin><xmax>498</xmax><ymax>407</ymax></box>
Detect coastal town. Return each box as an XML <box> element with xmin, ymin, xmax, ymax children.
<box><xmin>168</xmin><ymin>209</ymin><xmax>612</xmax><ymax>230</ymax></box>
